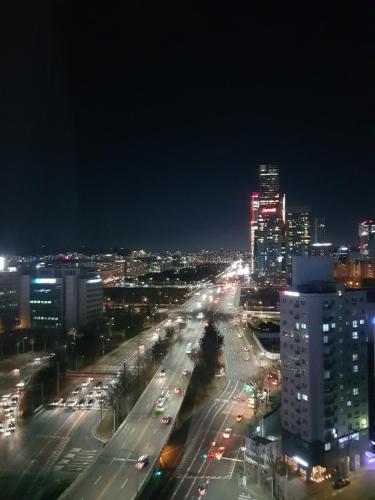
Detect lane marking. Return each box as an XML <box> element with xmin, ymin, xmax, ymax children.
<box><xmin>121</xmin><ymin>478</ymin><xmax>128</xmax><ymax>489</ymax></box>
<box><xmin>94</xmin><ymin>475</ymin><xmax>102</xmax><ymax>485</ymax></box>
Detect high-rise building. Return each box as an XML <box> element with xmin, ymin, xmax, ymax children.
<box><xmin>252</xmin><ymin>165</ymin><xmax>286</xmax><ymax>286</ymax></box>
<box><xmin>280</xmin><ymin>257</ymin><xmax>369</xmax><ymax>480</ymax></box>
<box><xmin>0</xmin><ymin>269</ymin><xmax>20</xmax><ymax>332</ymax></box>
<box><xmin>359</xmin><ymin>219</ymin><xmax>375</xmax><ymax>260</ymax></box>
<box><xmin>286</xmin><ymin>206</ymin><xmax>311</xmax><ymax>280</ymax></box>
<box><xmin>314</xmin><ymin>217</ymin><xmax>326</xmax><ymax>243</ymax></box>
<box><xmin>20</xmin><ymin>267</ymin><xmax>103</xmax><ymax>331</ymax></box>
<box><xmin>249</xmin><ymin>192</ymin><xmax>260</xmax><ymax>274</ymax></box>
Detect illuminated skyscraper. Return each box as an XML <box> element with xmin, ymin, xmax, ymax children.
<box><xmin>252</xmin><ymin>165</ymin><xmax>286</xmax><ymax>286</ymax></box>
<box><xmin>286</xmin><ymin>206</ymin><xmax>311</xmax><ymax>280</ymax></box>
<box><xmin>359</xmin><ymin>219</ymin><xmax>375</xmax><ymax>260</ymax></box>
<box><xmin>249</xmin><ymin>192</ymin><xmax>259</xmax><ymax>274</ymax></box>
<box><xmin>314</xmin><ymin>217</ymin><xmax>326</xmax><ymax>243</ymax></box>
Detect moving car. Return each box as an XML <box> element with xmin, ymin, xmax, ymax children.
<box><xmin>223</xmin><ymin>427</ymin><xmax>232</xmax><ymax>439</ymax></box>
<box><xmin>0</xmin><ymin>424</ymin><xmax>4</xmax><ymax>433</ymax></box>
<box><xmin>160</xmin><ymin>415</ymin><xmax>172</xmax><ymax>424</ymax></box>
<box><xmin>197</xmin><ymin>485</ymin><xmax>207</xmax><ymax>496</ymax></box>
<box><xmin>333</xmin><ymin>478</ymin><xmax>350</xmax><ymax>489</ymax></box>
<box><xmin>78</xmin><ymin>397</ymin><xmax>86</xmax><ymax>409</ymax></box>
<box><xmin>183</xmin><ymin>369</ymin><xmax>190</xmax><ymax>376</ymax></box>
<box><xmin>236</xmin><ymin>415</ymin><xmax>243</xmax><ymax>422</ymax></box>
<box><xmin>50</xmin><ymin>398</ymin><xmax>64</xmax><ymax>407</ymax></box>
<box><xmin>86</xmin><ymin>398</ymin><xmax>95</xmax><ymax>408</ymax></box>
<box><xmin>159</xmin><ymin>369</ymin><xmax>166</xmax><ymax>377</ymax></box>
<box><xmin>174</xmin><ymin>387</ymin><xmax>182</xmax><ymax>395</ymax></box>
<box><xmin>66</xmin><ymin>399</ymin><xmax>77</xmax><ymax>409</ymax></box>
<box><xmin>71</xmin><ymin>387</ymin><xmax>80</xmax><ymax>395</ymax></box>
<box><xmin>135</xmin><ymin>455</ymin><xmax>149</xmax><ymax>470</ymax></box>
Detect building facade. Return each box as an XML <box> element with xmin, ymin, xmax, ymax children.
<box><xmin>314</xmin><ymin>217</ymin><xmax>327</xmax><ymax>244</ymax></box>
<box><xmin>20</xmin><ymin>267</ymin><xmax>103</xmax><ymax>332</ymax></box>
<box><xmin>359</xmin><ymin>219</ymin><xmax>375</xmax><ymax>260</ymax></box>
<box><xmin>252</xmin><ymin>165</ymin><xmax>286</xmax><ymax>286</ymax></box>
<box><xmin>280</xmin><ymin>257</ymin><xmax>370</xmax><ymax>479</ymax></box>
<box><xmin>286</xmin><ymin>206</ymin><xmax>311</xmax><ymax>281</ymax></box>
<box><xmin>0</xmin><ymin>270</ymin><xmax>20</xmax><ymax>332</ymax></box>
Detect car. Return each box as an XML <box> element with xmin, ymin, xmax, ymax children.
<box><xmin>0</xmin><ymin>424</ymin><xmax>4</xmax><ymax>433</ymax></box>
<box><xmin>4</xmin><ymin>429</ymin><xmax>11</xmax><ymax>437</ymax></box>
<box><xmin>223</xmin><ymin>427</ymin><xmax>232</xmax><ymax>439</ymax></box>
<box><xmin>8</xmin><ymin>422</ymin><xmax>15</xmax><ymax>431</ymax></box>
<box><xmin>86</xmin><ymin>398</ymin><xmax>95</xmax><ymax>408</ymax></box>
<box><xmin>174</xmin><ymin>387</ymin><xmax>182</xmax><ymax>395</ymax></box>
<box><xmin>59</xmin><ymin>399</ymin><xmax>66</xmax><ymax>407</ymax></box>
<box><xmin>135</xmin><ymin>455</ymin><xmax>149</xmax><ymax>470</ymax></box>
<box><xmin>160</xmin><ymin>415</ymin><xmax>172</xmax><ymax>424</ymax></box>
<box><xmin>81</xmin><ymin>380</ymin><xmax>90</xmax><ymax>387</ymax></box>
<box><xmin>244</xmin><ymin>346</ymin><xmax>249</xmax><ymax>352</ymax></box>
<box><xmin>159</xmin><ymin>369</ymin><xmax>166</xmax><ymax>377</ymax></box>
<box><xmin>245</xmin><ymin>356</ymin><xmax>250</xmax><ymax>361</ymax></box>
<box><xmin>197</xmin><ymin>485</ymin><xmax>207</xmax><ymax>496</ymax></box>
<box><xmin>71</xmin><ymin>387</ymin><xmax>80</xmax><ymax>395</ymax></box>
<box><xmin>66</xmin><ymin>399</ymin><xmax>77</xmax><ymax>409</ymax></box>
<box><xmin>78</xmin><ymin>397</ymin><xmax>86</xmax><ymax>408</ymax></box>
<box><xmin>236</xmin><ymin>415</ymin><xmax>243</xmax><ymax>422</ymax></box>
<box><xmin>333</xmin><ymin>478</ymin><xmax>350</xmax><ymax>489</ymax></box>
<box><xmin>50</xmin><ymin>398</ymin><xmax>64</xmax><ymax>407</ymax></box>
<box><xmin>160</xmin><ymin>389</ymin><xmax>169</xmax><ymax>399</ymax></box>
<box><xmin>183</xmin><ymin>369</ymin><xmax>190</xmax><ymax>376</ymax></box>
<box><xmin>94</xmin><ymin>381</ymin><xmax>103</xmax><ymax>390</ymax></box>
<box><xmin>237</xmin><ymin>333</ymin><xmax>243</xmax><ymax>338</ymax></box>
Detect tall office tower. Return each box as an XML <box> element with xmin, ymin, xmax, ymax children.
<box><xmin>253</xmin><ymin>165</ymin><xmax>286</xmax><ymax>286</ymax></box>
<box><xmin>314</xmin><ymin>217</ymin><xmax>326</xmax><ymax>243</ymax></box>
<box><xmin>249</xmin><ymin>191</ymin><xmax>260</xmax><ymax>274</ymax></box>
<box><xmin>359</xmin><ymin>219</ymin><xmax>375</xmax><ymax>260</ymax></box>
<box><xmin>286</xmin><ymin>206</ymin><xmax>311</xmax><ymax>280</ymax></box>
<box><xmin>280</xmin><ymin>257</ymin><xmax>369</xmax><ymax>481</ymax></box>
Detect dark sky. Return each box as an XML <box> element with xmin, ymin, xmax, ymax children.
<box><xmin>1</xmin><ymin>2</ymin><xmax>374</xmax><ymax>253</ymax></box>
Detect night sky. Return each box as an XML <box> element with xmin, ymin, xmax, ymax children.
<box><xmin>1</xmin><ymin>3</ymin><xmax>374</xmax><ymax>253</ymax></box>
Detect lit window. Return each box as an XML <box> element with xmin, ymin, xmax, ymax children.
<box><xmin>353</xmin><ymin>388</ymin><xmax>359</xmax><ymax>396</ymax></box>
<box><xmin>297</xmin><ymin>392</ymin><xmax>301</xmax><ymax>400</ymax></box>
<box><xmin>323</xmin><ymin>335</ymin><xmax>329</xmax><ymax>344</ymax></box>
<box><xmin>325</xmin><ymin>442</ymin><xmax>331</xmax><ymax>451</ymax></box>
<box><xmin>352</xmin><ymin>354</ymin><xmax>358</xmax><ymax>361</ymax></box>
<box><xmin>352</xmin><ymin>331</ymin><xmax>358</xmax><ymax>339</ymax></box>
<box><xmin>296</xmin><ymin>322</ymin><xmax>300</xmax><ymax>330</ymax></box>
<box><xmin>353</xmin><ymin>320</ymin><xmax>358</xmax><ymax>328</ymax></box>
<box><xmin>323</xmin><ymin>324</ymin><xmax>329</xmax><ymax>332</ymax></box>
<box><xmin>302</xmin><ymin>394</ymin><xmax>308</xmax><ymax>401</ymax></box>
<box><xmin>301</xmin><ymin>323</ymin><xmax>307</xmax><ymax>330</ymax></box>
<box><xmin>324</xmin><ymin>370</ymin><xmax>330</xmax><ymax>380</ymax></box>
<box><xmin>347</xmin><ymin>400</ymin><xmax>352</xmax><ymax>406</ymax></box>
<box><xmin>360</xmin><ymin>319</ymin><xmax>365</xmax><ymax>325</ymax></box>
<box><xmin>353</xmin><ymin>365</ymin><xmax>358</xmax><ymax>373</ymax></box>
<box><xmin>331</xmin><ymin>323</ymin><xmax>336</xmax><ymax>329</ymax></box>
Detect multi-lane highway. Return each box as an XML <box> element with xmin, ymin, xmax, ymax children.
<box><xmin>59</xmin><ymin>288</ymin><xmax>215</xmax><ymax>500</ymax></box>
<box><xmin>0</xmin><ymin>286</ymin><xmax>211</xmax><ymax>500</ymax></box>
<box><xmin>168</xmin><ymin>283</ymin><xmax>269</xmax><ymax>500</ymax></box>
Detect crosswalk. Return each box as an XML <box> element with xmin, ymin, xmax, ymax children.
<box><xmin>53</xmin><ymin>447</ymin><xmax>99</xmax><ymax>473</ymax></box>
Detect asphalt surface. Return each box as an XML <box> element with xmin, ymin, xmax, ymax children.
<box><xmin>59</xmin><ymin>288</ymin><xmax>215</xmax><ymax>500</ymax></box>
<box><xmin>0</xmin><ymin>288</ymin><xmax>210</xmax><ymax>499</ymax></box>
<box><xmin>168</xmin><ymin>283</ymin><xmax>269</xmax><ymax>500</ymax></box>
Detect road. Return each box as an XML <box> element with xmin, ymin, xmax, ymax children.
<box><xmin>0</xmin><ymin>287</ymin><xmax>212</xmax><ymax>500</ymax></box>
<box><xmin>168</xmin><ymin>283</ymin><xmax>270</xmax><ymax>500</ymax></box>
<box><xmin>59</xmin><ymin>288</ymin><xmax>216</xmax><ymax>500</ymax></box>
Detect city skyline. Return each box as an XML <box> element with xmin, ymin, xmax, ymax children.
<box><xmin>1</xmin><ymin>4</ymin><xmax>375</xmax><ymax>253</ymax></box>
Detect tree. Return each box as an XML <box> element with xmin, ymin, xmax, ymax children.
<box><xmin>199</xmin><ymin>321</ymin><xmax>224</xmax><ymax>378</ymax></box>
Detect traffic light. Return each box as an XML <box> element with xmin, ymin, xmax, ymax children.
<box><xmin>153</xmin><ymin>469</ymin><xmax>162</xmax><ymax>477</ymax></box>
<box><xmin>199</xmin><ymin>452</ymin><xmax>207</xmax><ymax>460</ymax></box>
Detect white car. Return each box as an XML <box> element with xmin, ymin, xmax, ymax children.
<box><xmin>0</xmin><ymin>424</ymin><xmax>4</xmax><ymax>433</ymax></box>
<box><xmin>66</xmin><ymin>399</ymin><xmax>77</xmax><ymax>409</ymax></box>
<box><xmin>135</xmin><ymin>454</ymin><xmax>149</xmax><ymax>470</ymax></box>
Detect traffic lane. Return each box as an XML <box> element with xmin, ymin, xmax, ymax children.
<box><xmin>65</xmin><ymin>361</ymin><xmax>190</xmax><ymax>500</ymax></box>
<box><xmin>63</xmin><ymin>322</ymin><xmax>203</xmax><ymax>499</ymax></box>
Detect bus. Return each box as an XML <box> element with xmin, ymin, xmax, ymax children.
<box><xmin>186</xmin><ymin>342</ymin><xmax>192</xmax><ymax>354</ymax></box>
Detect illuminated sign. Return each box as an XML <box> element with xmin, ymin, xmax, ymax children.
<box><xmin>293</xmin><ymin>456</ymin><xmax>308</xmax><ymax>468</ymax></box>
<box><xmin>0</xmin><ymin>257</ymin><xmax>5</xmax><ymax>272</ymax></box>
<box><xmin>87</xmin><ymin>278</ymin><xmax>101</xmax><ymax>284</ymax></box>
<box><xmin>32</xmin><ymin>278</ymin><xmax>57</xmax><ymax>284</ymax></box>
<box><xmin>260</xmin><ymin>207</ymin><xmax>277</xmax><ymax>214</ymax></box>
<box><xmin>312</xmin><ymin>243</ymin><xmax>332</xmax><ymax>247</ymax></box>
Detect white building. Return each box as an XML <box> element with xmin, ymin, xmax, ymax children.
<box><xmin>20</xmin><ymin>267</ymin><xmax>103</xmax><ymax>332</ymax></box>
<box><xmin>280</xmin><ymin>257</ymin><xmax>369</xmax><ymax>479</ymax></box>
